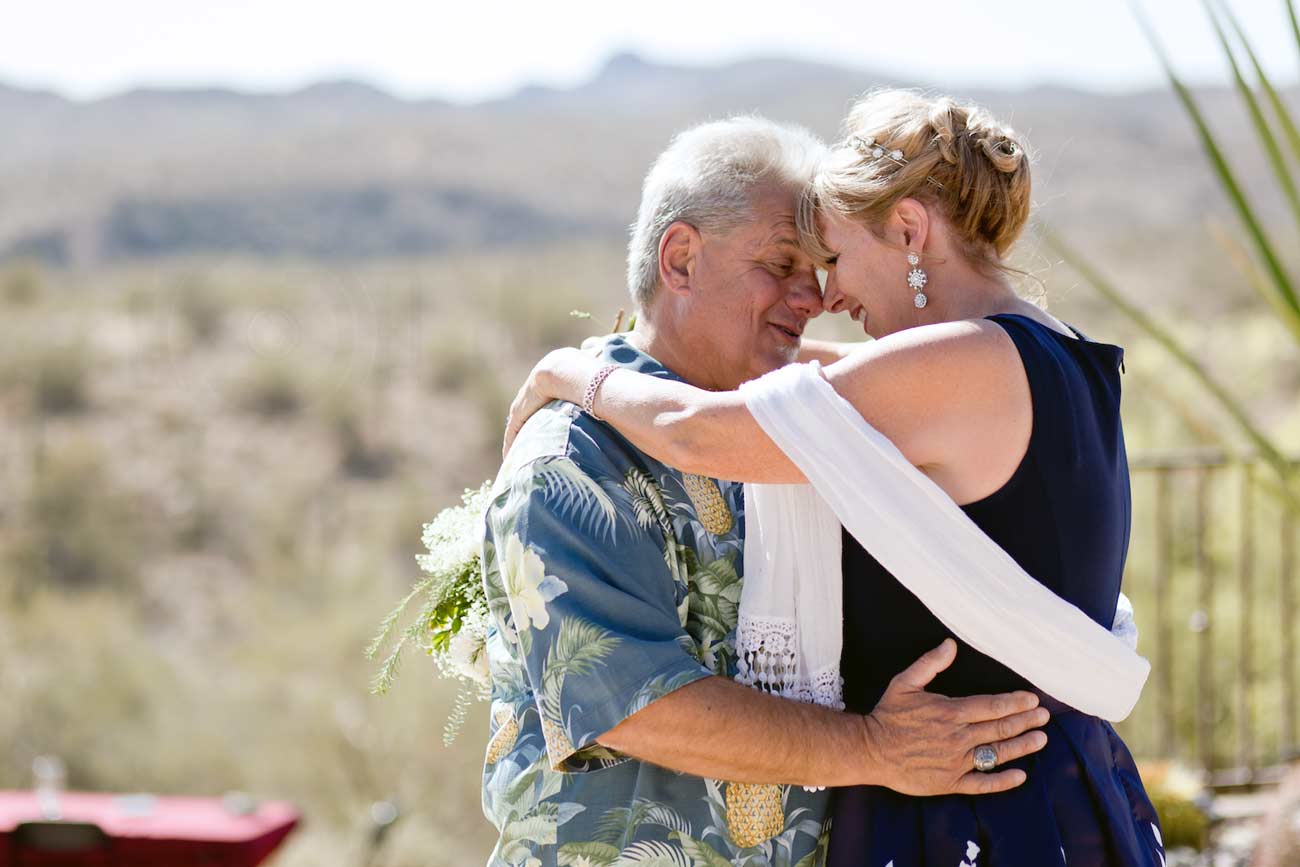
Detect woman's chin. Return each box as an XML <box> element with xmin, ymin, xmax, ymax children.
<box><xmin>852</xmin><ymin>314</ymin><xmax>879</xmax><ymax>340</ymax></box>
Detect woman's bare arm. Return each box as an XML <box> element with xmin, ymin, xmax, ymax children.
<box><xmin>505</xmin><ymin>320</ymin><xmax>1030</xmax><ymax>497</ymax></box>
<box><xmin>797</xmin><ymin>337</ymin><xmax>860</xmax><ymax>366</ymax></box>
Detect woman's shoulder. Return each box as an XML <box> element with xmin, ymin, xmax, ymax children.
<box><xmin>853</xmin><ymin>318</ymin><xmax>1023</xmax><ymax>382</ymax></box>
<box><xmin>825</xmin><ymin>318</ymin><xmax>1031</xmax><ymax>477</ymax></box>
<box><xmin>827</xmin><ymin>321</ymin><xmax>1025</xmax><ymax>409</ymax></box>
<box><xmin>982</xmin><ymin>312</ymin><xmax>1126</xmax><ymax>379</ymax></box>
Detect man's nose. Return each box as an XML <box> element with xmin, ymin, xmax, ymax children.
<box><xmin>787</xmin><ymin>272</ymin><xmax>823</xmax><ymax>318</ymax></box>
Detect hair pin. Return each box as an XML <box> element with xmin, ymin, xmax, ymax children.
<box><xmin>845</xmin><ymin>135</ymin><xmax>945</xmax><ymax>190</ymax></box>
<box><xmin>848</xmin><ymin>135</ymin><xmax>905</xmax><ymax>164</ymax></box>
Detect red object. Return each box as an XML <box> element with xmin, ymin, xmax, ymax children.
<box><xmin>0</xmin><ymin>791</ymin><xmax>300</xmax><ymax>867</ymax></box>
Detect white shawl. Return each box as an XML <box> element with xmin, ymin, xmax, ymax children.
<box><xmin>733</xmin><ymin>362</ymin><xmax>1149</xmax><ymax>723</ymax></box>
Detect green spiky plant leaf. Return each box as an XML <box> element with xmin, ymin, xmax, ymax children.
<box><xmin>1219</xmin><ymin>0</ymin><xmax>1300</xmax><ymax>168</ymax></box>
<box><xmin>1203</xmin><ymin>0</ymin><xmax>1300</xmax><ymax>225</ymax></box>
<box><xmin>1055</xmin><ymin>2</ymin><xmax>1300</xmax><ymax>509</ymax></box>
<box><xmin>1129</xmin><ymin>0</ymin><xmax>1300</xmax><ymax>329</ymax></box>
<box><xmin>1289</xmin><ymin>0</ymin><xmax>1300</xmax><ymax>63</ymax></box>
<box><xmin>1045</xmin><ymin>231</ymin><xmax>1299</xmax><ymax>510</ymax></box>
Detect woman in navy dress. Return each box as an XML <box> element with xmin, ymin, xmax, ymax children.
<box><xmin>505</xmin><ymin>89</ymin><xmax>1163</xmax><ymax>865</ymax></box>
<box><xmin>832</xmin><ymin>311</ymin><xmax>1161</xmax><ymax>866</ymax></box>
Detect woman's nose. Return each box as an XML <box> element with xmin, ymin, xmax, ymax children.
<box><xmin>822</xmin><ymin>276</ymin><xmax>847</xmax><ymax>315</ymax></box>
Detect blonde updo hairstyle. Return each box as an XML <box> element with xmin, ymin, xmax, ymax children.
<box><xmin>799</xmin><ymin>89</ymin><xmax>1033</xmax><ymax>278</ymax></box>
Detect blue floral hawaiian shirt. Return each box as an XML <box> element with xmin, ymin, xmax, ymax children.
<box><xmin>480</xmin><ymin>335</ymin><xmax>831</xmax><ymax>867</ymax></box>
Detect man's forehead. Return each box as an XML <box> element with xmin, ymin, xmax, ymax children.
<box><xmin>749</xmin><ymin>183</ymin><xmax>799</xmax><ymax>227</ymax></box>
<box><xmin>750</xmin><ymin>215</ymin><xmax>811</xmax><ymax>258</ymax></box>
<box><xmin>748</xmin><ymin>213</ymin><xmax>798</xmax><ymax>247</ymax></box>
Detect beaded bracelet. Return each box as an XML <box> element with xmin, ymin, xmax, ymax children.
<box><xmin>582</xmin><ymin>363</ymin><xmax>619</xmax><ymax>421</ymax></box>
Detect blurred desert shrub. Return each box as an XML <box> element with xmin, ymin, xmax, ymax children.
<box><xmin>1129</xmin><ymin>764</ymin><xmax>1209</xmax><ymax>858</ymax></box>
<box><xmin>452</xmin><ymin>242</ymin><xmax>620</xmax><ymax>355</ymax></box>
<box><xmin>319</xmin><ymin>385</ymin><xmax>398</xmax><ymax>480</ymax></box>
<box><xmin>1</xmin><ymin>341</ymin><xmax>96</xmax><ymax>416</ymax></box>
<box><xmin>2</xmin><ymin>261</ymin><xmax>43</xmax><ymax>306</ymax></box>
<box><xmin>175</xmin><ymin>274</ymin><xmax>226</xmax><ymax>343</ymax></box>
<box><xmin>1151</xmin><ymin>796</ymin><xmax>1208</xmax><ymax>852</ymax></box>
<box><xmin>426</xmin><ymin>333</ymin><xmax>483</xmax><ymax>393</ymax></box>
<box><xmin>233</xmin><ymin>356</ymin><xmax>308</xmax><ymax>418</ymax></box>
<box><xmin>7</xmin><ymin>439</ymin><xmax>148</xmax><ymax>594</ymax></box>
<box><xmin>172</xmin><ymin>476</ymin><xmax>228</xmax><ymax>552</ymax></box>
<box><xmin>492</xmin><ymin>291</ymin><xmax>595</xmax><ymax>352</ymax></box>
<box><xmin>0</xmin><ymin>590</ymin><xmax>198</xmax><ymax>789</ymax></box>
<box><xmin>423</xmin><ymin>329</ymin><xmax>513</xmax><ymax>450</ymax></box>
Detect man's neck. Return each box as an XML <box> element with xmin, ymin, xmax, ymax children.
<box><xmin>624</xmin><ymin>316</ymin><xmax>728</xmax><ymax>392</ymax></box>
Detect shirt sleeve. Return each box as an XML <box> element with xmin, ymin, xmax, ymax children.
<box><xmin>484</xmin><ymin>451</ymin><xmax>713</xmax><ymax>772</ymax></box>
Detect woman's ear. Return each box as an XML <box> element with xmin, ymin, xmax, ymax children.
<box><xmin>658</xmin><ymin>221</ymin><xmax>700</xmax><ymax>297</ymax></box>
<box><xmin>893</xmin><ymin>198</ymin><xmax>930</xmax><ymax>252</ymax></box>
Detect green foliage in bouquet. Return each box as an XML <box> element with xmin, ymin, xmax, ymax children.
<box><xmin>367</xmin><ymin>481</ymin><xmax>493</xmax><ymax>744</ymax></box>
<box><xmin>367</xmin><ymin>306</ymin><xmax>634</xmax><ymax>744</ymax></box>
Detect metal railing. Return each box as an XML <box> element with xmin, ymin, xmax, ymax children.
<box><xmin>1118</xmin><ymin>451</ymin><xmax>1299</xmax><ymax>789</ymax></box>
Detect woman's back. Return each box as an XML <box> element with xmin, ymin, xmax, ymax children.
<box><xmin>840</xmin><ymin>312</ymin><xmax>1131</xmax><ymax>711</ymax></box>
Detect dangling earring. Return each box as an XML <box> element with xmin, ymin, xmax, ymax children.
<box><xmin>907</xmin><ymin>251</ymin><xmax>928</xmax><ymax>309</ymax></box>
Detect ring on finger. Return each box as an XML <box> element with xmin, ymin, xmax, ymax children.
<box><xmin>973</xmin><ymin>744</ymin><xmax>998</xmax><ymax>773</ymax></box>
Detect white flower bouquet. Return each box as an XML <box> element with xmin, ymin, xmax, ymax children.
<box><xmin>367</xmin><ymin>481</ymin><xmax>493</xmax><ymax>744</ymax></box>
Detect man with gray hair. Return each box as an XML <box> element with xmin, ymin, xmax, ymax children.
<box><xmin>479</xmin><ymin>117</ymin><xmax>1049</xmax><ymax>866</ymax></box>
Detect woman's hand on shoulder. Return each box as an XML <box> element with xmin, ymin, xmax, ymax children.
<box><xmin>503</xmin><ymin>345</ymin><xmax>604</xmax><ymax>458</ymax></box>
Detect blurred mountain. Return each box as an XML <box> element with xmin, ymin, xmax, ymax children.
<box><xmin>492</xmin><ymin>51</ymin><xmax>904</xmax><ymax>117</ymax></box>
<box><xmin>0</xmin><ymin>52</ymin><xmax>1278</xmax><ymax>298</ymax></box>
<box><xmin>0</xmin><ymin>82</ymin><xmax>66</xmax><ymax>112</ymax></box>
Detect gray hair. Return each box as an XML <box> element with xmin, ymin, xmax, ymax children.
<box><xmin>626</xmin><ymin>117</ymin><xmax>826</xmax><ymax>310</ymax></box>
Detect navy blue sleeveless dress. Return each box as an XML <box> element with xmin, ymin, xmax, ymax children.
<box><xmin>828</xmin><ymin>314</ymin><xmax>1165</xmax><ymax>867</ymax></box>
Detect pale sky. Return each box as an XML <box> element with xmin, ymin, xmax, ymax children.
<box><xmin>3</xmin><ymin>0</ymin><xmax>1298</xmax><ymax>102</ymax></box>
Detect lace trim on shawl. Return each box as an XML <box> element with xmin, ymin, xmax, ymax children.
<box><xmin>734</xmin><ymin>613</ymin><xmax>844</xmax><ymax>711</ymax></box>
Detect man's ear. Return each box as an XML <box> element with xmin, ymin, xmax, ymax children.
<box><xmin>658</xmin><ymin>221</ymin><xmax>699</xmax><ymax>297</ymax></box>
